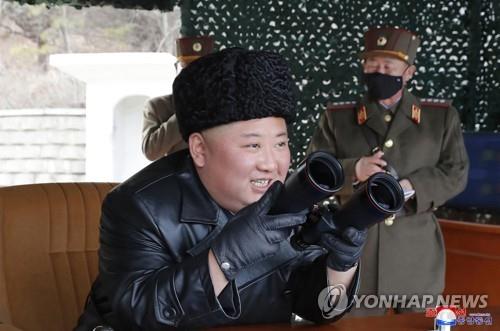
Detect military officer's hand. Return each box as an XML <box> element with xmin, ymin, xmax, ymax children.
<box><xmin>399</xmin><ymin>178</ymin><xmax>414</xmax><ymax>191</ymax></box>
<box><xmin>399</xmin><ymin>178</ymin><xmax>415</xmax><ymax>200</ymax></box>
<box><xmin>354</xmin><ymin>151</ymin><xmax>387</xmax><ymax>182</ymax></box>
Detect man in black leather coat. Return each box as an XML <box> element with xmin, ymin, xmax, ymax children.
<box><xmin>76</xmin><ymin>48</ymin><xmax>367</xmax><ymax>330</ymax></box>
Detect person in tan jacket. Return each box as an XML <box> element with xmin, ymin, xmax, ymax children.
<box><xmin>142</xmin><ymin>35</ymin><xmax>215</xmax><ymax>161</ymax></box>
<box><xmin>308</xmin><ymin>27</ymin><xmax>469</xmax><ymax>316</ymax></box>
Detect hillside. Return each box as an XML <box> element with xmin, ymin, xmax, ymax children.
<box><xmin>0</xmin><ymin>2</ymin><xmax>181</xmax><ymax>109</ymax></box>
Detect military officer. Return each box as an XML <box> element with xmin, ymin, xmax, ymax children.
<box><xmin>308</xmin><ymin>26</ymin><xmax>469</xmax><ymax>315</ymax></box>
<box><xmin>141</xmin><ymin>35</ymin><xmax>215</xmax><ymax>161</ymax></box>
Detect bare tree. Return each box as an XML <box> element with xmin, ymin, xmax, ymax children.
<box><xmin>0</xmin><ymin>2</ymin><xmax>181</xmax><ymax>109</ymax></box>
<box><xmin>59</xmin><ymin>6</ymin><xmax>71</xmax><ymax>52</ymax></box>
<box><xmin>1</xmin><ymin>3</ymin><xmax>56</xmax><ymax>66</ymax></box>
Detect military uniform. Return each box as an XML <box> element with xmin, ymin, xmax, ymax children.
<box><xmin>308</xmin><ymin>26</ymin><xmax>469</xmax><ymax>313</ymax></box>
<box><xmin>141</xmin><ymin>95</ymin><xmax>187</xmax><ymax>160</ymax></box>
<box><xmin>141</xmin><ymin>36</ymin><xmax>214</xmax><ymax>161</ymax></box>
<box><xmin>308</xmin><ymin>89</ymin><xmax>469</xmax><ymax>311</ymax></box>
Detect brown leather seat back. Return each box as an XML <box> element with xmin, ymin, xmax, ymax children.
<box><xmin>0</xmin><ymin>183</ymin><xmax>115</xmax><ymax>331</ymax></box>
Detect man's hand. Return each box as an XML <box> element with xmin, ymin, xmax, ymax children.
<box><xmin>302</xmin><ymin>206</ymin><xmax>368</xmax><ymax>272</ymax></box>
<box><xmin>211</xmin><ymin>181</ymin><xmax>307</xmax><ymax>280</ymax></box>
<box><xmin>399</xmin><ymin>178</ymin><xmax>414</xmax><ymax>191</ymax></box>
<box><xmin>399</xmin><ymin>178</ymin><xmax>415</xmax><ymax>201</ymax></box>
<box><xmin>354</xmin><ymin>150</ymin><xmax>387</xmax><ymax>182</ymax></box>
<box><xmin>320</xmin><ymin>226</ymin><xmax>367</xmax><ymax>272</ymax></box>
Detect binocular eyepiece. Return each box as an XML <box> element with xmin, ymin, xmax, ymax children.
<box><xmin>269</xmin><ymin>151</ymin><xmax>405</xmax><ymax>246</ymax></box>
<box><xmin>269</xmin><ymin>151</ymin><xmax>344</xmax><ymax>215</ymax></box>
<box><xmin>330</xmin><ymin>171</ymin><xmax>405</xmax><ymax>230</ymax></box>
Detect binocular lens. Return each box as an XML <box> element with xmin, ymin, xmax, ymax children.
<box><xmin>368</xmin><ymin>175</ymin><xmax>404</xmax><ymax>213</ymax></box>
<box><xmin>307</xmin><ymin>152</ymin><xmax>344</xmax><ymax>193</ymax></box>
<box><xmin>268</xmin><ymin>151</ymin><xmax>344</xmax><ymax>215</ymax></box>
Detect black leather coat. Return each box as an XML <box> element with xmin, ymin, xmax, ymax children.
<box><xmin>76</xmin><ymin>150</ymin><xmax>357</xmax><ymax>330</ymax></box>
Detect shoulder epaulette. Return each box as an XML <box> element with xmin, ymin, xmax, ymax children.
<box><xmin>420</xmin><ymin>98</ymin><xmax>452</xmax><ymax>109</ymax></box>
<box><xmin>327</xmin><ymin>101</ymin><xmax>357</xmax><ymax>111</ymax></box>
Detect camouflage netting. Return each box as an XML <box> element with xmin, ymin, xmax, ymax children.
<box><xmin>178</xmin><ymin>0</ymin><xmax>500</xmax><ymax>165</ymax></box>
<box><xmin>7</xmin><ymin>0</ymin><xmax>500</xmax><ymax>164</ymax></box>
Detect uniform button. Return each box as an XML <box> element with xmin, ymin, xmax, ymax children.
<box><xmin>221</xmin><ymin>262</ymin><xmax>231</xmax><ymax>270</ymax></box>
<box><xmin>384</xmin><ymin>139</ymin><xmax>394</xmax><ymax>148</ymax></box>
<box><xmin>384</xmin><ymin>215</ymin><xmax>395</xmax><ymax>226</ymax></box>
<box><xmin>384</xmin><ymin>114</ymin><xmax>392</xmax><ymax>122</ymax></box>
<box><xmin>283</xmin><ymin>289</ymin><xmax>293</xmax><ymax>296</ymax></box>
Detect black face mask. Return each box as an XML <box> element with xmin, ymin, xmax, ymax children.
<box><xmin>363</xmin><ymin>72</ymin><xmax>403</xmax><ymax>100</ymax></box>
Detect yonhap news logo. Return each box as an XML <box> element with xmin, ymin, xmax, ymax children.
<box><xmin>352</xmin><ymin>294</ymin><xmax>488</xmax><ymax>310</ymax></box>
<box><xmin>317</xmin><ymin>284</ymin><xmax>349</xmax><ymax>318</ymax></box>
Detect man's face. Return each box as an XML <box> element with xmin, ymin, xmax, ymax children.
<box><xmin>191</xmin><ymin>117</ymin><xmax>290</xmax><ymax>214</ymax></box>
<box><xmin>363</xmin><ymin>55</ymin><xmax>415</xmax><ymax>84</ymax></box>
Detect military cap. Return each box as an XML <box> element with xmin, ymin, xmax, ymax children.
<box><xmin>176</xmin><ymin>35</ymin><xmax>215</xmax><ymax>65</ymax></box>
<box><xmin>173</xmin><ymin>48</ymin><xmax>296</xmax><ymax>141</ymax></box>
<box><xmin>360</xmin><ymin>27</ymin><xmax>420</xmax><ymax>65</ymax></box>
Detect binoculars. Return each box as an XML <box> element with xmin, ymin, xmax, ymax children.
<box><xmin>269</xmin><ymin>151</ymin><xmax>405</xmax><ymax>247</ymax></box>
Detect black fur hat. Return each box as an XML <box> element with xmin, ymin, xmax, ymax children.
<box><xmin>173</xmin><ymin>47</ymin><xmax>296</xmax><ymax>141</ymax></box>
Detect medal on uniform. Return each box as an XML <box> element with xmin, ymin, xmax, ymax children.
<box><xmin>357</xmin><ymin>106</ymin><xmax>367</xmax><ymax>125</ymax></box>
<box><xmin>411</xmin><ymin>104</ymin><xmax>421</xmax><ymax>124</ymax></box>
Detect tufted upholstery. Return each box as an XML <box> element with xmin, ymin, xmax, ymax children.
<box><xmin>0</xmin><ymin>183</ymin><xmax>116</xmax><ymax>331</ymax></box>
<box><xmin>1</xmin><ymin>182</ymin><xmax>498</xmax><ymax>331</ymax></box>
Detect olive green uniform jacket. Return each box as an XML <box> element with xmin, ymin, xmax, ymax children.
<box><xmin>307</xmin><ymin>89</ymin><xmax>469</xmax><ymax>297</ymax></box>
<box><xmin>141</xmin><ymin>95</ymin><xmax>188</xmax><ymax>161</ymax></box>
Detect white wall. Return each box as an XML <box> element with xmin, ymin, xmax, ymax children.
<box><xmin>113</xmin><ymin>95</ymin><xmax>151</xmax><ymax>180</ymax></box>
<box><xmin>50</xmin><ymin>52</ymin><xmax>177</xmax><ymax>183</ymax></box>
<box><xmin>0</xmin><ymin>108</ymin><xmax>86</xmax><ymax>186</ymax></box>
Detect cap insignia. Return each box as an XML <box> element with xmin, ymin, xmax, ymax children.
<box><xmin>377</xmin><ymin>36</ymin><xmax>387</xmax><ymax>47</ymax></box>
<box><xmin>192</xmin><ymin>42</ymin><xmax>202</xmax><ymax>52</ymax></box>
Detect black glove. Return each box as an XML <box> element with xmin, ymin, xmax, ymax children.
<box><xmin>299</xmin><ymin>205</ymin><xmax>367</xmax><ymax>271</ymax></box>
<box><xmin>211</xmin><ymin>181</ymin><xmax>307</xmax><ymax>280</ymax></box>
<box><xmin>320</xmin><ymin>226</ymin><xmax>367</xmax><ymax>272</ymax></box>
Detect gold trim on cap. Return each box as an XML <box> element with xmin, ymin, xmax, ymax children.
<box><xmin>177</xmin><ymin>55</ymin><xmax>202</xmax><ymax>63</ymax></box>
<box><xmin>375</xmin><ymin>50</ymin><xmax>408</xmax><ymax>60</ymax></box>
<box><xmin>361</xmin><ymin>50</ymin><xmax>410</xmax><ymax>63</ymax></box>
